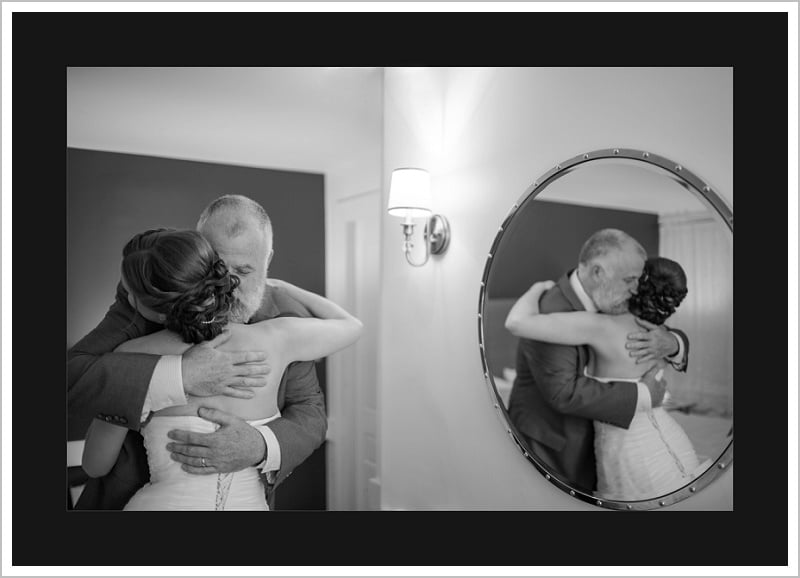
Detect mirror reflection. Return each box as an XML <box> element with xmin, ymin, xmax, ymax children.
<box><xmin>482</xmin><ymin>157</ymin><xmax>732</xmax><ymax>505</ymax></box>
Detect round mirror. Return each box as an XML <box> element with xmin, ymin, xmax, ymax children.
<box><xmin>479</xmin><ymin>149</ymin><xmax>732</xmax><ymax>510</ymax></box>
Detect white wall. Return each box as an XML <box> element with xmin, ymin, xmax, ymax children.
<box><xmin>378</xmin><ymin>67</ymin><xmax>733</xmax><ymax>510</ymax></box>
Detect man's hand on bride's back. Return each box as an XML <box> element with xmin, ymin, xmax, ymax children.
<box><xmin>181</xmin><ymin>330</ymin><xmax>271</xmax><ymax>398</ymax></box>
<box><xmin>167</xmin><ymin>407</ymin><xmax>266</xmax><ymax>474</ymax></box>
<box><xmin>626</xmin><ymin>318</ymin><xmax>679</xmax><ymax>364</ymax></box>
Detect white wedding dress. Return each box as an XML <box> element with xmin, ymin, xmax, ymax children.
<box><xmin>589</xmin><ymin>371</ymin><xmax>712</xmax><ymax>501</ymax></box>
<box><xmin>124</xmin><ymin>414</ymin><xmax>279</xmax><ymax>511</ymax></box>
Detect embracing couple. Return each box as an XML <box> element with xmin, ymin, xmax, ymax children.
<box><xmin>506</xmin><ymin>228</ymin><xmax>710</xmax><ymax>501</ymax></box>
<box><xmin>68</xmin><ymin>194</ymin><xmax>362</xmax><ymax>510</ymax></box>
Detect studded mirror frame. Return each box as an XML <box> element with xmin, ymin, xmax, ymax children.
<box><xmin>477</xmin><ymin>148</ymin><xmax>733</xmax><ymax>510</ymax></box>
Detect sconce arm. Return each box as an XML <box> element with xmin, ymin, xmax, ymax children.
<box><xmin>402</xmin><ymin>220</ymin><xmax>431</xmax><ymax>267</ymax></box>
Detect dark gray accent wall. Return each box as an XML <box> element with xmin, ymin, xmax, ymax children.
<box><xmin>67</xmin><ymin>148</ymin><xmax>325</xmax><ymax>346</ymax></box>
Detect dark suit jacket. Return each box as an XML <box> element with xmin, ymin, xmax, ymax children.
<box><xmin>68</xmin><ymin>282</ymin><xmax>326</xmax><ymax>510</ymax></box>
<box><xmin>507</xmin><ymin>271</ymin><xmax>689</xmax><ymax>492</ymax></box>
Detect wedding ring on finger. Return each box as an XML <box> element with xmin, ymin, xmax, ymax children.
<box><xmin>201</xmin><ymin>457</ymin><xmax>207</xmax><ymax>468</ymax></box>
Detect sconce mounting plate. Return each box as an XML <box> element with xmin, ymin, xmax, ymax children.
<box><xmin>426</xmin><ymin>214</ymin><xmax>451</xmax><ymax>255</ymax></box>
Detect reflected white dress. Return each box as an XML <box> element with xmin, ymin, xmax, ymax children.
<box><xmin>590</xmin><ymin>371</ymin><xmax>712</xmax><ymax>501</ymax></box>
<box><xmin>124</xmin><ymin>414</ymin><xmax>279</xmax><ymax>511</ymax></box>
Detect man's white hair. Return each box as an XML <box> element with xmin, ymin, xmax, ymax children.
<box><xmin>197</xmin><ymin>194</ymin><xmax>273</xmax><ymax>250</ymax></box>
<box><xmin>578</xmin><ymin>228</ymin><xmax>646</xmax><ymax>265</ymax></box>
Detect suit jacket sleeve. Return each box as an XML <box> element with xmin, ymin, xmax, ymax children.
<box><xmin>67</xmin><ymin>282</ymin><xmax>162</xmax><ymax>439</ymax></box>
<box><xmin>263</xmin><ymin>284</ymin><xmax>328</xmax><ymax>489</ymax></box>
<box><xmin>520</xmin><ymin>337</ymin><xmax>638</xmax><ymax>429</ymax></box>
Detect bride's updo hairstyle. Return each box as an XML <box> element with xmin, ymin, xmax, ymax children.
<box><xmin>627</xmin><ymin>256</ymin><xmax>688</xmax><ymax>325</ymax></box>
<box><xmin>121</xmin><ymin>228</ymin><xmax>239</xmax><ymax>343</ymax></box>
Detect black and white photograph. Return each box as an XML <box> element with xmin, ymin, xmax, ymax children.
<box><xmin>64</xmin><ymin>66</ymin><xmax>738</xmax><ymax>514</ymax></box>
<box><xmin>3</xmin><ymin>2</ymin><xmax>797</xmax><ymax>575</ymax></box>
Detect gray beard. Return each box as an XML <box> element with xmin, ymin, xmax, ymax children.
<box><xmin>590</xmin><ymin>286</ymin><xmax>630</xmax><ymax>316</ymax></box>
<box><xmin>229</xmin><ymin>285</ymin><xmax>266</xmax><ymax>323</ymax></box>
<box><xmin>592</xmin><ymin>293</ymin><xmax>630</xmax><ymax>315</ymax></box>
<box><xmin>602</xmin><ymin>302</ymin><xmax>630</xmax><ymax>315</ymax></box>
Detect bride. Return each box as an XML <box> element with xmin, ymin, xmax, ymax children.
<box><xmin>81</xmin><ymin>228</ymin><xmax>362</xmax><ymax>510</ymax></box>
<box><xmin>505</xmin><ymin>256</ymin><xmax>710</xmax><ymax>501</ymax></box>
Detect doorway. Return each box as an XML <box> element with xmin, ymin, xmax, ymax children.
<box><xmin>326</xmin><ymin>189</ymin><xmax>382</xmax><ymax>510</ymax></box>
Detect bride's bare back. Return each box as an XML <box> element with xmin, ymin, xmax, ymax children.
<box><xmin>583</xmin><ymin>313</ymin><xmax>659</xmax><ymax>380</ymax></box>
<box><xmin>116</xmin><ymin>321</ymin><xmax>294</xmax><ymax>421</ymax></box>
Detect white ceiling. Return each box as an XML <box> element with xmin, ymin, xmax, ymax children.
<box><xmin>67</xmin><ymin>67</ymin><xmax>384</xmax><ymax>175</ymax></box>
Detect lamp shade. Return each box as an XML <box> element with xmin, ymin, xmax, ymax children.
<box><xmin>387</xmin><ymin>168</ymin><xmax>432</xmax><ymax>218</ymax></box>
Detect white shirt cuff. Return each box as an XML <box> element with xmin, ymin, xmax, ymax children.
<box><xmin>669</xmin><ymin>331</ymin><xmax>686</xmax><ymax>366</ymax></box>
<box><xmin>141</xmin><ymin>355</ymin><xmax>187</xmax><ymax>422</ymax></box>
<box><xmin>635</xmin><ymin>381</ymin><xmax>653</xmax><ymax>412</ymax></box>
<box><xmin>254</xmin><ymin>424</ymin><xmax>281</xmax><ymax>479</ymax></box>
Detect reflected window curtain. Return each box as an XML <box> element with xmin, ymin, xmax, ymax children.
<box><xmin>659</xmin><ymin>212</ymin><xmax>733</xmax><ymax>417</ymax></box>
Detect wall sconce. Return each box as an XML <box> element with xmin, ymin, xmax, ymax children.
<box><xmin>387</xmin><ymin>168</ymin><xmax>451</xmax><ymax>267</ymax></box>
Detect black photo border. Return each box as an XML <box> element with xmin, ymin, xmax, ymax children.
<box><xmin>7</xmin><ymin>6</ymin><xmax>792</xmax><ymax>571</ymax></box>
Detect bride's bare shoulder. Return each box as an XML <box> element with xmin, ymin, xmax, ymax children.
<box><xmin>233</xmin><ymin>318</ymin><xmax>302</xmax><ymax>337</ymax></box>
<box><xmin>223</xmin><ymin>321</ymin><xmax>285</xmax><ymax>350</ymax></box>
<box><xmin>608</xmin><ymin>312</ymin><xmax>640</xmax><ymax>330</ymax></box>
<box><xmin>228</xmin><ymin>320</ymin><xmax>282</xmax><ymax>336</ymax></box>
